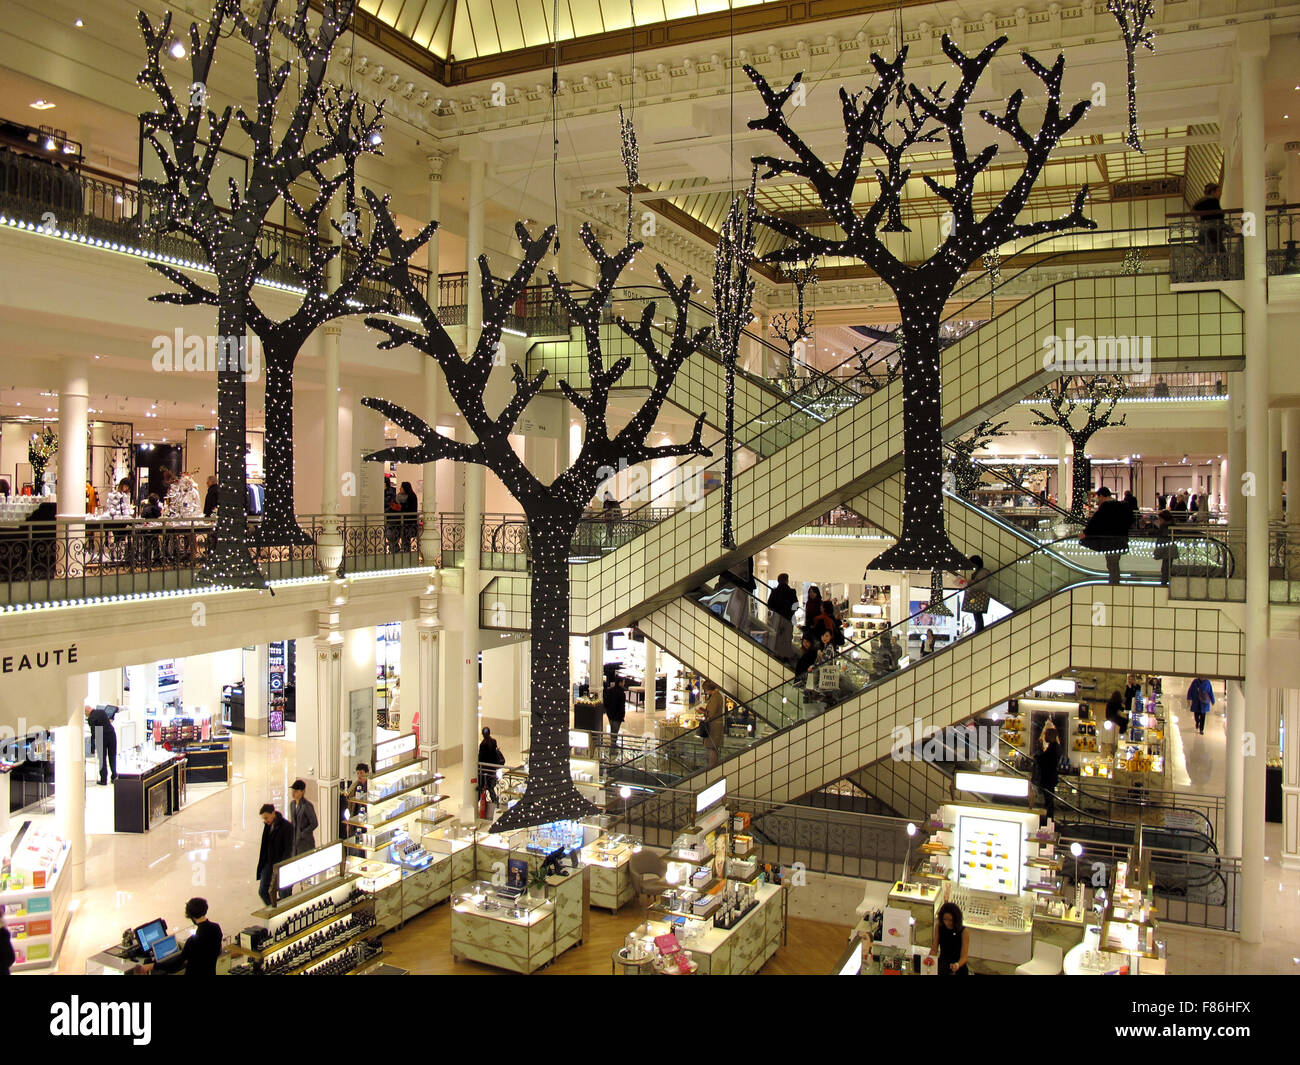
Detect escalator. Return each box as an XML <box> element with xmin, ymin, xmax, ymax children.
<box><xmin>602</xmin><ymin>536</ymin><xmax>1246</xmax><ymax>811</ymax></box>
<box><xmin>482</xmin><ymin>266</ymin><xmax>1243</xmax><ymax>637</ymax></box>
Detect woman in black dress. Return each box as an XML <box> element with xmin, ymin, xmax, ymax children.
<box><xmin>1036</xmin><ymin>722</ymin><xmax>1061</xmax><ymax>822</ymax></box>
<box><xmin>930</xmin><ymin>901</ymin><xmax>971</xmax><ymax>975</ymax></box>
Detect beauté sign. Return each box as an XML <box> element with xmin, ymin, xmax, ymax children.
<box><xmin>2</xmin><ymin>643</ymin><xmax>79</xmax><ymax>673</ymax></box>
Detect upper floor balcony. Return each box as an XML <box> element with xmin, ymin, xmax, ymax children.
<box><xmin>1167</xmin><ymin>205</ymin><xmax>1300</xmax><ymax>284</ymax></box>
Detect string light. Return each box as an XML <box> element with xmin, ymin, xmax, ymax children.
<box><xmin>1029</xmin><ymin>377</ymin><xmax>1129</xmax><ymax>521</ymax></box>
<box><xmin>948</xmin><ymin>419</ymin><xmax>1009</xmax><ymax>501</ymax></box>
<box><xmin>1107</xmin><ymin>0</ymin><xmax>1157</xmax><ymax>153</ymax></box>
<box><xmin>618</xmin><ymin>104</ymin><xmax>639</xmax><ymax>246</ymax></box>
<box><xmin>743</xmin><ymin>34</ymin><xmax>1095</xmax><ymax>572</ymax></box>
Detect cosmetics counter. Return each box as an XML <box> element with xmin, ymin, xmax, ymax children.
<box><xmin>450</xmin><ymin>881</ymin><xmax>563</xmax><ymax>974</ymax></box>
<box><xmin>228</xmin><ymin>843</ymin><xmax>383</xmax><ymax>975</ymax></box>
<box><xmin>0</xmin><ymin>823</ymin><xmax>71</xmax><ymax>971</ymax></box>
<box><xmin>878</xmin><ymin>803</ymin><xmax>1089</xmax><ymax>974</ymax></box>
<box><xmin>340</xmin><ymin>733</ymin><xmax>449</xmax><ymax>930</ymax></box>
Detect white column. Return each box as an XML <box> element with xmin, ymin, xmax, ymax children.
<box><xmin>57</xmin><ymin>356</ymin><xmax>89</xmax><ymax>518</ymax></box>
<box><xmin>318</xmin><ymin>323</ymin><xmax>343</xmax><ymax>570</ymax></box>
<box><xmin>1229</xmin><ymin>384</ymin><xmax>1246</xmax><ymax>524</ymax></box>
<box><xmin>56</xmin><ymin>675</ymin><xmax>88</xmax><ymax>891</ymax></box>
<box><xmin>1269</xmin><ymin>409</ymin><xmax>1283</xmax><ymax>522</ymax></box>
<box><xmin>460</xmin><ymin>157</ymin><xmax>487</xmax><ymax>808</ymax></box>
<box><xmin>421</xmin><ymin>153</ymin><xmax>447</xmax><ymax>562</ymax></box>
<box><xmin>311</xmin><ymin>633</ymin><xmax>344</xmax><ymax>843</ymax></box>
<box><xmin>644</xmin><ymin>639</ymin><xmax>658</xmax><ymax>730</ymax></box>
<box><xmin>1226</xmin><ymin>679</ymin><xmax>1245</xmax><ymax>857</ymax></box>
<box><xmin>415</xmin><ymin>586</ymin><xmax>441</xmax><ymax>765</ymax></box>
<box><xmin>1286</xmin><ymin>410</ymin><xmax>1300</xmax><ymax>527</ymax></box>
<box><xmin>589</xmin><ymin>633</ymin><xmax>604</xmax><ymax>693</ymax></box>
<box><xmin>1282</xmin><ymin>689</ymin><xmax>1300</xmax><ymax>869</ymax></box>
<box><xmin>1239</xmin><ymin>24</ymin><xmax>1270</xmax><ymax>945</ymax></box>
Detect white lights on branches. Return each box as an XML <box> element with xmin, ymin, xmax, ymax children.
<box><xmin>1107</xmin><ymin>0</ymin><xmax>1156</xmax><ymax>153</ymax></box>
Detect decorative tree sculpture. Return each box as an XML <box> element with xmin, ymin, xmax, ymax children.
<box><xmin>770</xmin><ymin>260</ymin><xmax>817</xmax><ymax>393</ymax></box>
<box><xmin>1029</xmin><ymin>376</ymin><xmax>1129</xmax><ymax>521</ymax></box>
<box><xmin>138</xmin><ymin>0</ymin><xmax>360</xmax><ymax>585</ymax></box>
<box><xmin>360</xmin><ymin>196</ymin><xmax>712</xmax><ymax>831</ymax></box>
<box><xmin>28</xmin><ymin>426</ymin><xmax>58</xmax><ymax>495</ymax></box>
<box><xmin>1107</xmin><ymin>0</ymin><xmax>1156</xmax><ymax>152</ymax></box>
<box><xmin>745</xmin><ymin>35</ymin><xmax>1096</xmax><ymax>571</ymax></box>
<box><xmin>713</xmin><ymin>167</ymin><xmax>759</xmax><ymax>551</ymax></box>
<box><xmin>947</xmin><ymin>419</ymin><xmax>1010</xmax><ymax>501</ymax></box>
<box><xmin>152</xmin><ymin>85</ymin><xmax>389</xmax><ymax>546</ymax></box>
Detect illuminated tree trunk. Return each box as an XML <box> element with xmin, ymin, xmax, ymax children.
<box><xmin>255</xmin><ymin>350</ymin><xmax>313</xmax><ymax>546</ymax></box>
<box><xmin>493</xmin><ymin>511</ymin><xmax>602</xmax><ymax>832</ymax></box>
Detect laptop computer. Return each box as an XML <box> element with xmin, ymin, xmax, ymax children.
<box><xmin>151</xmin><ymin>935</ymin><xmax>181</xmax><ymax>963</ymax></box>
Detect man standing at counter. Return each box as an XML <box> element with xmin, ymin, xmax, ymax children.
<box><xmin>85</xmin><ymin>704</ymin><xmax>117</xmax><ymax>786</ymax></box>
<box><xmin>256</xmin><ymin>804</ymin><xmax>293</xmax><ymax>906</ymax></box>
<box><xmin>140</xmin><ymin>897</ymin><xmax>223</xmax><ymax>976</ymax></box>
<box><xmin>289</xmin><ymin>780</ymin><xmax>318</xmax><ymax>855</ymax></box>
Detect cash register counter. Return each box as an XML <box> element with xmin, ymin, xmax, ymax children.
<box><xmin>86</xmin><ymin>935</ymin><xmax>228</xmax><ymax>975</ymax></box>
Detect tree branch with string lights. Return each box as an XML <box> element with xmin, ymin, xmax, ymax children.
<box><xmin>770</xmin><ymin>259</ymin><xmax>817</xmax><ymax>394</ymax></box>
<box><xmin>1028</xmin><ymin>376</ymin><xmax>1129</xmax><ymax>521</ymax></box>
<box><xmin>947</xmin><ymin>419</ymin><xmax>1010</xmax><ymax>501</ymax></box>
<box><xmin>137</xmin><ymin>0</ymin><xmax>362</xmax><ymax>586</ymax></box>
<box><xmin>1107</xmin><ymin>0</ymin><xmax>1156</xmax><ymax>153</ymax></box>
<box><xmin>151</xmin><ymin>85</ymin><xmax>388</xmax><ymax>547</ymax></box>
<box><xmin>744</xmin><ymin>34</ymin><xmax>1096</xmax><ymax>573</ymax></box>
<box><xmin>359</xmin><ymin>194</ymin><xmax>713</xmax><ymax>830</ymax></box>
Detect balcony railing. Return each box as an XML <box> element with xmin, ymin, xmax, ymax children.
<box><xmin>1167</xmin><ymin>204</ymin><xmax>1300</xmax><ymax>283</ymax></box>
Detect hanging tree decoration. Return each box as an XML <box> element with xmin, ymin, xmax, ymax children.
<box><xmin>1107</xmin><ymin>0</ymin><xmax>1157</xmax><ymax>153</ymax></box>
<box><xmin>358</xmin><ymin>191</ymin><xmax>713</xmax><ymax>831</ymax></box>
<box><xmin>770</xmin><ymin>257</ymin><xmax>817</xmax><ymax>393</ymax></box>
<box><xmin>151</xmin><ymin>84</ymin><xmax>390</xmax><ymax>547</ymax></box>
<box><xmin>744</xmin><ymin>35</ymin><xmax>1096</xmax><ymax>572</ymax></box>
<box><xmin>1120</xmin><ymin>246</ymin><xmax>1143</xmax><ymax>275</ymax></box>
<box><xmin>28</xmin><ymin>426</ymin><xmax>58</xmax><ymax>495</ymax></box>
<box><xmin>712</xmin><ymin>164</ymin><xmax>759</xmax><ymax>552</ymax></box>
<box><xmin>137</xmin><ymin>0</ymin><xmax>361</xmax><ymax>588</ymax></box>
<box><xmin>618</xmin><ymin>105</ymin><xmax>640</xmax><ymax>245</ymax></box>
<box><xmin>947</xmin><ymin>418</ymin><xmax>1009</xmax><ymax>500</ymax></box>
<box><xmin>1029</xmin><ymin>376</ymin><xmax>1128</xmax><ymax>522</ymax></box>
<box><xmin>922</xmin><ymin>568</ymin><xmax>953</xmax><ymax>617</ymax></box>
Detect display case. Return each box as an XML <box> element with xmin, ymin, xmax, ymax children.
<box><xmin>423</xmin><ymin>823</ymin><xmax>479</xmax><ymax>894</ymax></box>
<box><xmin>633</xmin><ymin>882</ymin><xmax>785</xmax><ymax>976</ymax></box>
<box><xmin>580</xmin><ymin>834</ymin><xmax>638</xmax><ymax>912</ymax></box>
<box><xmin>342</xmin><ymin>733</ymin><xmax>446</xmax><ymax>858</ymax></box>
<box><xmin>450</xmin><ymin>881</ymin><xmax>556</xmax><ymax>973</ymax></box>
<box><xmin>0</xmin><ymin>824</ymin><xmax>71</xmax><ymax>971</ymax></box>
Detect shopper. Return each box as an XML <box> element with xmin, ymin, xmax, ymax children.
<box><xmin>793</xmin><ymin>635</ymin><xmax>818</xmax><ymax>678</ymax></box>
<box><xmin>255</xmin><ymin>803</ymin><xmax>293</xmax><ymax>906</ymax></box>
<box><xmin>203</xmin><ymin>475</ymin><xmax>219</xmax><ymax>517</ymax></box>
<box><xmin>930</xmin><ymin>901</ymin><xmax>971</xmax><ymax>975</ymax></box>
<box><xmin>343</xmin><ymin>762</ymin><xmax>370</xmax><ymax>834</ymax></box>
<box><xmin>1104</xmin><ymin>690</ymin><xmax>1130</xmax><ymax>742</ymax></box>
<box><xmin>701</xmin><ymin>680</ymin><xmax>726</xmax><ymax>769</ymax></box>
<box><xmin>85</xmin><ymin>704</ymin><xmax>118</xmax><ymax>786</ymax></box>
<box><xmin>1192</xmin><ymin>182</ymin><xmax>1225</xmax><ymax>253</ymax></box>
<box><xmin>1081</xmin><ymin>486</ymin><xmax>1129</xmax><ymax>585</ymax></box>
<box><xmin>1122</xmin><ymin>490</ymin><xmax>1140</xmax><ymax>527</ymax></box>
<box><xmin>396</xmin><ymin>481</ymin><xmax>419</xmax><ymax>552</ymax></box>
<box><xmin>802</xmin><ymin>585</ymin><xmax>824</xmax><ymax>639</ymax></box>
<box><xmin>1124</xmin><ymin>674</ymin><xmax>1143</xmax><ymax>718</ymax></box>
<box><xmin>963</xmin><ymin>557</ymin><xmax>991</xmax><ymax>633</ymax></box>
<box><xmin>142</xmin><ymin>897</ymin><xmax>222</xmax><ymax>976</ymax></box>
<box><xmin>1037</xmin><ymin>722</ymin><xmax>1061</xmax><ymax>822</ymax></box>
<box><xmin>602</xmin><ymin>664</ymin><xmax>627</xmax><ymax>736</ymax></box>
<box><xmin>477</xmin><ymin>728</ymin><xmax>506</xmax><ymax>808</ymax></box>
<box><xmin>1153</xmin><ymin>509</ymin><xmax>1176</xmax><ymax>586</ymax></box>
<box><xmin>1187</xmin><ymin>676</ymin><xmax>1215</xmax><ymax>736</ymax></box>
<box><xmin>289</xmin><ymin>779</ymin><xmax>318</xmax><ymax>855</ymax></box>
<box><xmin>921</xmin><ymin>628</ymin><xmax>936</xmax><ymax>656</ymax></box>
<box><xmin>766</xmin><ymin>573</ymin><xmax>799</xmax><ymax>662</ymax></box>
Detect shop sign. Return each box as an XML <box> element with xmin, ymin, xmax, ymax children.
<box><xmin>2</xmin><ymin>644</ymin><xmax>79</xmax><ymax>674</ymax></box>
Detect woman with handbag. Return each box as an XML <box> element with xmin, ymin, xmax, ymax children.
<box><xmin>962</xmin><ymin>556</ymin><xmax>991</xmax><ymax>633</ymax></box>
<box><xmin>700</xmin><ymin>681</ymin><xmax>726</xmax><ymax>768</ymax></box>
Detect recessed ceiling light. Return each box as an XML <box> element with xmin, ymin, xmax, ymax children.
<box><xmin>30</xmin><ymin>99</ymin><xmax>55</xmax><ymax>110</ymax></box>
<box><xmin>169</xmin><ymin>39</ymin><xmax>187</xmax><ymax>59</ymax></box>
<box><xmin>74</xmin><ymin>18</ymin><xmax>83</xmax><ymax>28</ymax></box>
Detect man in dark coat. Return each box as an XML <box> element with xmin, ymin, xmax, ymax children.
<box><xmin>202</xmin><ymin>475</ymin><xmax>219</xmax><ymax>517</ymax></box>
<box><xmin>1081</xmin><ymin>486</ymin><xmax>1130</xmax><ymax>585</ymax></box>
<box><xmin>766</xmin><ymin>573</ymin><xmax>799</xmax><ymax>662</ymax></box>
<box><xmin>256</xmin><ymin>803</ymin><xmax>294</xmax><ymax>906</ymax></box>
<box><xmin>602</xmin><ymin>664</ymin><xmax>627</xmax><ymax>736</ymax></box>
<box><xmin>84</xmin><ymin>704</ymin><xmax>117</xmax><ymax>785</ymax></box>
<box><xmin>289</xmin><ymin>779</ymin><xmax>319</xmax><ymax>855</ymax></box>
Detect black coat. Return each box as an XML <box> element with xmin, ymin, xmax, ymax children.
<box><xmin>86</xmin><ymin>707</ymin><xmax>115</xmax><ymax>753</ymax></box>
<box><xmin>1036</xmin><ymin>740</ymin><xmax>1061</xmax><ymax>789</ymax></box>
<box><xmin>256</xmin><ymin>813</ymin><xmax>294</xmax><ymax>877</ymax></box>
<box><xmin>203</xmin><ymin>484</ymin><xmax>219</xmax><ymax>517</ymax></box>
<box><xmin>1083</xmin><ymin>499</ymin><xmax>1131</xmax><ymax>546</ymax></box>
<box><xmin>767</xmin><ymin>583</ymin><xmax>798</xmax><ymax>620</ymax></box>
<box><xmin>0</xmin><ymin>925</ymin><xmax>13</xmax><ymax>975</ymax></box>
<box><xmin>793</xmin><ymin>646</ymin><xmax>819</xmax><ymax>676</ymax></box>
<box><xmin>157</xmin><ymin>920</ymin><xmax>223</xmax><ymax>976</ymax></box>
<box><xmin>602</xmin><ymin>682</ymin><xmax>626</xmax><ymax>722</ymax></box>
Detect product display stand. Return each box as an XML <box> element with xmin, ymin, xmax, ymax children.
<box><xmin>0</xmin><ymin>826</ymin><xmax>71</xmax><ymax>971</ymax></box>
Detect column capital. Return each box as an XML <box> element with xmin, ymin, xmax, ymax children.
<box><xmin>1236</xmin><ymin>23</ymin><xmax>1269</xmax><ymax>60</ymax></box>
<box><xmin>427</xmin><ymin>149</ymin><xmax>450</xmax><ymax>180</ymax></box>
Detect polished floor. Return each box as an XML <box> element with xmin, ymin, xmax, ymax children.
<box><xmin>12</xmin><ymin>690</ymin><xmax>1300</xmax><ymax>976</ymax></box>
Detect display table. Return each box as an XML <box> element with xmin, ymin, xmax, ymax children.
<box><xmin>544</xmin><ymin>867</ymin><xmax>589</xmax><ymax>955</ymax></box>
<box><xmin>176</xmin><ymin>737</ymin><xmax>231</xmax><ymax>785</ymax></box>
<box><xmin>1064</xmin><ymin>925</ymin><xmax>1129</xmax><ymax>975</ymax></box>
<box><xmin>581</xmin><ymin>836</ymin><xmax>635</xmax><ymax>911</ymax></box>
<box><xmin>0</xmin><ymin>828</ymin><xmax>71</xmax><ymax>971</ymax></box>
<box><xmin>1031</xmin><ymin>907</ymin><xmax>1089</xmax><ymax>956</ymax></box>
<box><xmin>643</xmin><ymin>882</ymin><xmax>785</xmax><ymax>976</ymax></box>
<box><xmin>423</xmin><ymin>826</ymin><xmax>478</xmax><ymax>893</ymax></box>
<box><xmin>886</xmin><ymin>880</ymin><xmax>941</xmax><ymax>947</ymax></box>
<box><xmin>450</xmin><ymin>884</ymin><xmax>556</xmax><ymax>973</ymax></box>
<box><xmin>113</xmin><ymin>753</ymin><xmax>184</xmax><ymax>833</ymax></box>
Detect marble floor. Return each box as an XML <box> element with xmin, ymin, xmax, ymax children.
<box><xmin>8</xmin><ymin>683</ymin><xmax>1298</xmax><ymax>975</ymax></box>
